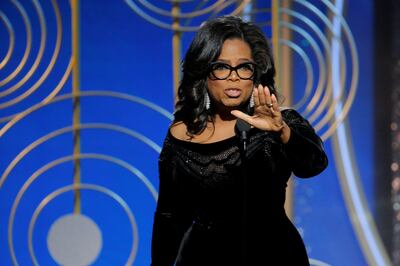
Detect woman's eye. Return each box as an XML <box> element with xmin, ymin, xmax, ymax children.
<box><xmin>240</xmin><ymin>64</ymin><xmax>254</xmax><ymax>71</ymax></box>
<box><xmin>214</xmin><ymin>64</ymin><xmax>229</xmax><ymax>70</ymax></box>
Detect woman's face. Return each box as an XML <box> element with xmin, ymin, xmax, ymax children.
<box><xmin>207</xmin><ymin>38</ymin><xmax>255</xmax><ymax>111</ymax></box>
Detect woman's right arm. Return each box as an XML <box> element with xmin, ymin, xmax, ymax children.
<box><xmin>150</xmin><ymin>148</ymin><xmax>189</xmax><ymax>266</ymax></box>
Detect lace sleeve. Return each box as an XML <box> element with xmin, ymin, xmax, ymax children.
<box><xmin>282</xmin><ymin>109</ymin><xmax>328</xmax><ymax>178</ymax></box>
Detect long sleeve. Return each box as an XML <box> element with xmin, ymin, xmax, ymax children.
<box><xmin>282</xmin><ymin>109</ymin><xmax>328</xmax><ymax>178</ymax></box>
<box><xmin>150</xmin><ymin>148</ymin><xmax>191</xmax><ymax>266</ymax></box>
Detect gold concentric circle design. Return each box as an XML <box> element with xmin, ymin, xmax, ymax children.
<box><xmin>0</xmin><ymin>0</ymin><xmax>71</xmax><ymax>122</ymax></box>
<box><xmin>0</xmin><ymin>10</ymin><xmax>15</xmax><ymax>70</ymax></box>
<box><xmin>27</xmin><ymin>184</ymin><xmax>139</xmax><ymax>266</ymax></box>
<box><xmin>0</xmin><ymin>90</ymin><xmax>173</xmax><ymax>264</ymax></box>
<box><xmin>124</xmin><ymin>0</ymin><xmax>251</xmax><ymax>32</ymax></box>
<box><xmin>0</xmin><ymin>90</ymin><xmax>173</xmax><ymax>136</ymax></box>
<box><xmin>0</xmin><ymin>124</ymin><xmax>163</xmax><ymax>192</ymax></box>
<box><xmin>0</xmin><ymin>0</ymin><xmax>32</xmax><ymax>88</ymax></box>
<box><xmin>277</xmin><ymin>0</ymin><xmax>359</xmax><ymax>141</ymax></box>
<box><xmin>276</xmin><ymin>1</ymin><xmax>391</xmax><ymax>265</ymax></box>
<box><xmin>7</xmin><ymin>153</ymin><xmax>158</xmax><ymax>264</ymax></box>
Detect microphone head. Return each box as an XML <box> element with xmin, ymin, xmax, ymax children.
<box><xmin>235</xmin><ymin>118</ymin><xmax>251</xmax><ymax>133</ymax></box>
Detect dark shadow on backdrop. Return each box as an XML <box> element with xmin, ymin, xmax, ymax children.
<box><xmin>374</xmin><ymin>0</ymin><xmax>400</xmax><ymax>264</ymax></box>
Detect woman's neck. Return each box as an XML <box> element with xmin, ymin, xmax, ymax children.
<box><xmin>213</xmin><ymin>111</ymin><xmax>236</xmax><ymax>123</ymax></box>
<box><xmin>212</xmin><ymin>104</ymin><xmax>247</xmax><ymax>125</ymax></box>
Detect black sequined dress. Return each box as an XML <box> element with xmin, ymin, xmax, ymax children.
<box><xmin>151</xmin><ymin>109</ymin><xmax>328</xmax><ymax>266</ymax></box>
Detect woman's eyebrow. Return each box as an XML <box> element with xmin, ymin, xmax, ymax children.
<box><xmin>215</xmin><ymin>58</ymin><xmax>254</xmax><ymax>64</ymax></box>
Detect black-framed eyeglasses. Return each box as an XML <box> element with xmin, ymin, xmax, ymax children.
<box><xmin>209</xmin><ymin>62</ymin><xmax>257</xmax><ymax>80</ymax></box>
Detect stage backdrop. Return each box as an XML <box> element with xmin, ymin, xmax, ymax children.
<box><xmin>0</xmin><ymin>1</ymin><xmax>391</xmax><ymax>266</ymax></box>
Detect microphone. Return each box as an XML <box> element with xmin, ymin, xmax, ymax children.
<box><xmin>235</xmin><ymin>118</ymin><xmax>251</xmax><ymax>152</ymax></box>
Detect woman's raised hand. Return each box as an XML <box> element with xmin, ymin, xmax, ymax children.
<box><xmin>231</xmin><ymin>84</ymin><xmax>291</xmax><ymax>143</ymax></box>
<box><xmin>231</xmin><ymin>84</ymin><xmax>283</xmax><ymax>131</ymax></box>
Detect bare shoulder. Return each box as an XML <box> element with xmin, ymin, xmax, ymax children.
<box><xmin>169</xmin><ymin>121</ymin><xmax>189</xmax><ymax>141</ymax></box>
<box><xmin>169</xmin><ymin>121</ymin><xmax>219</xmax><ymax>143</ymax></box>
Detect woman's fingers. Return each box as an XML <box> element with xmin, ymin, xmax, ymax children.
<box><xmin>257</xmin><ymin>84</ymin><xmax>266</xmax><ymax>105</ymax></box>
<box><xmin>231</xmin><ymin>110</ymin><xmax>250</xmax><ymax>120</ymax></box>
<box><xmin>253</xmin><ymin>87</ymin><xmax>260</xmax><ymax>107</ymax></box>
<box><xmin>271</xmin><ymin>93</ymin><xmax>279</xmax><ymax>112</ymax></box>
<box><xmin>230</xmin><ymin>110</ymin><xmax>254</xmax><ymax>125</ymax></box>
<box><xmin>254</xmin><ymin>85</ymin><xmax>274</xmax><ymax>108</ymax></box>
<box><xmin>233</xmin><ymin>86</ymin><xmax>282</xmax><ymax>131</ymax></box>
<box><xmin>264</xmin><ymin>86</ymin><xmax>272</xmax><ymax>107</ymax></box>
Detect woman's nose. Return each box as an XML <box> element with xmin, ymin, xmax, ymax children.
<box><xmin>228</xmin><ymin>70</ymin><xmax>240</xmax><ymax>81</ymax></box>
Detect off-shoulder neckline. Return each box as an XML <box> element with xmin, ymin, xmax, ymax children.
<box><xmin>167</xmin><ymin>129</ymin><xmax>237</xmax><ymax>146</ymax></box>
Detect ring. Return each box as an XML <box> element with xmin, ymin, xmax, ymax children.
<box><xmin>267</xmin><ymin>103</ymin><xmax>273</xmax><ymax>108</ymax></box>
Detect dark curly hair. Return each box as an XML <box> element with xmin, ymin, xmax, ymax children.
<box><xmin>174</xmin><ymin>15</ymin><xmax>277</xmax><ymax>136</ymax></box>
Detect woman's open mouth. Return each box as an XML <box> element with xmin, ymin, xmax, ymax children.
<box><xmin>224</xmin><ymin>88</ymin><xmax>242</xmax><ymax>98</ymax></box>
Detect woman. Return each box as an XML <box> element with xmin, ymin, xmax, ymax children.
<box><xmin>151</xmin><ymin>16</ymin><xmax>328</xmax><ymax>266</ymax></box>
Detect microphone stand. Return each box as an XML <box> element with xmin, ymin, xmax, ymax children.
<box><xmin>239</xmin><ymin>138</ymin><xmax>248</xmax><ymax>266</ymax></box>
<box><xmin>235</xmin><ymin>119</ymin><xmax>250</xmax><ymax>266</ymax></box>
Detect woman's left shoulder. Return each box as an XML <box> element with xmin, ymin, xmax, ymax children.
<box><xmin>280</xmin><ymin>108</ymin><xmax>316</xmax><ymax>133</ymax></box>
<box><xmin>280</xmin><ymin>108</ymin><xmax>305</xmax><ymax>121</ymax></box>
<box><xmin>280</xmin><ymin>107</ymin><xmax>299</xmax><ymax>115</ymax></box>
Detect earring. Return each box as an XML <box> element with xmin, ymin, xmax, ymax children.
<box><xmin>249</xmin><ymin>93</ymin><xmax>254</xmax><ymax>108</ymax></box>
<box><xmin>205</xmin><ymin>93</ymin><xmax>210</xmax><ymax>110</ymax></box>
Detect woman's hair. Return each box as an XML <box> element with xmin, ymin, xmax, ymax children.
<box><xmin>174</xmin><ymin>15</ymin><xmax>277</xmax><ymax>136</ymax></box>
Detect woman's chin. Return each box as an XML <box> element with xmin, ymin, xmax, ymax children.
<box><xmin>221</xmin><ymin>98</ymin><xmax>246</xmax><ymax>107</ymax></box>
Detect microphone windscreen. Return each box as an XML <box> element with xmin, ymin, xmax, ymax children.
<box><xmin>235</xmin><ymin>118</ymin><xmax>251</xmax><ymax>133</ymax></box>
